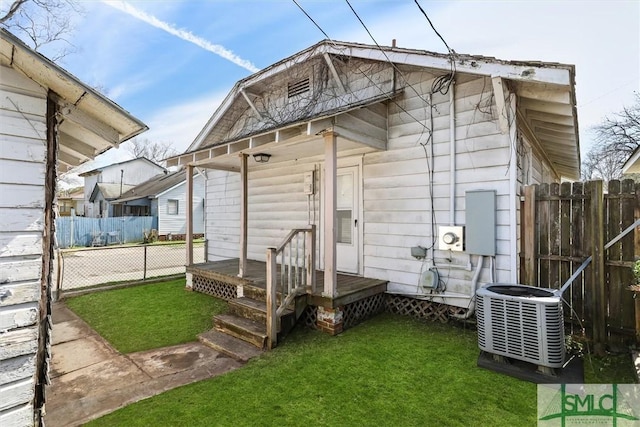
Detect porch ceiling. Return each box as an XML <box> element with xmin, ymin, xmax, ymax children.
<box><xmin>167</xmin><ymin>101</ymin><xmax>389</xmax><ymax>171</ymax></box>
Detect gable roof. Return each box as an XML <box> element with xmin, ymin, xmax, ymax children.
<box><xmin>78</xmin><ymin>157</ymin><xmax>165</xmax><ymax>177</ymax></box>
<box><xmin>172</xmin><ymin>39</ymin><xmax>580</xmax><ymax>179</ymax></box>
<box><xmin>112</xmin><ymin>170</ymin><xmax>193</xmax><ymax>203</ymax></box>
<box><xmin>0</xmin><ymin>29</ymin><xmax>148</xmax><ymax>172</ymax></box>
<box><xmin>89</xmin><ymin>183</ymin><xmax>135</xmax><ymax>201</ymax></box>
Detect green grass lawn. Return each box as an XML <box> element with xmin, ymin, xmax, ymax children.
<box><xmin>88</xmin><ymin>314</ymin><xmax>538</xmax><ymax>427</ymax></box>
<box><xmin>68</xmin><ymin>281</ymin><xmax>637</xmax><ymax>426</ymax></box>
<box><xmin>65</xmin><ymin>279</ymin><xmax>227</xmax><ymax>353</ymax></box>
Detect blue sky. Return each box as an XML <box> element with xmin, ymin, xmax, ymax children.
<box><xmin>51</xmin><ymin>0</ymin><xmax>639</xmax><ymax>172</ymax></box>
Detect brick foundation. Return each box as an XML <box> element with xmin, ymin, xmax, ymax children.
<box><xmin>316</xmin><ymin>306</ymin><xmax>344</xmax><ymax>335</ymax></box>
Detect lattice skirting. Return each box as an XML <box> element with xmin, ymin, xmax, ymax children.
<box><xmin>192</xmin><ymin>275</ymin><xmax>238</xmax><ymax>301</ymax></box>
<box><xmin>302</xmin><ymin>305</ymin><xmax>318</xmax><ymax>330</ymax></box>
<box><xmin>343</xmin><ymin>293</ymin><xmax>386</xmax><ymax>329</ymax></box>
<box><xmin>386</xmin><ymin>295</ymin><xmax>467</xmax><ymax>323</ymax></box>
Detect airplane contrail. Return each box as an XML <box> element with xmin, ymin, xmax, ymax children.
<box><xmin>101</xmin><ymin>1</ymin><xmax>260</xmax><ymax>73</ymax></box>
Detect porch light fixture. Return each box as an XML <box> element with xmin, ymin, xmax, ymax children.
<box><xmin>253</xmin><ymin>153</ymin><xmax>271</xmax><ymax>163</ymax></box>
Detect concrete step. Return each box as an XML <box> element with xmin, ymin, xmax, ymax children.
<box><xmin>198</xmin><ymin>329</ymin><xmax>263</xmax><ymax>362</ymax></box>
<box><xmin>214</xmin><ymin>313</ymin><xmax>267</xmax><ymax>349</ymax></box>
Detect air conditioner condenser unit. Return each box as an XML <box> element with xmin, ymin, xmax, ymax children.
<box><xmin>476</xmin><ymin>284</ymin><xmax>565</xmax><ymax>368</ymax></box>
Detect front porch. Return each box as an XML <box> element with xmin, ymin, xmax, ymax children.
<box><xmin>186</xmin><ymin>258</ymin><xmax>388</xmax><ymax>337</ymax></box>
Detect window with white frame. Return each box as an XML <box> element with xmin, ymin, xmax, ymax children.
<box><xmin>167</xmin><ymin>199</ymin><xmax>179</xmax><ymax>215</ymax></box>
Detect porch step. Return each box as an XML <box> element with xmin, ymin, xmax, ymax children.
<box><xmin>229</xmin><ymin>297</ymin><xmax>268</xmax><ymax>323</ymax></box>
<box><xmin>198</xmin><ymin>329</ymin><xmax>263</xmax><ymax>362</ymax></box>
<box><xmin>242</xmin><ymin>284</ymin><xmax>283</xmax><ymax>305</ymax></box>
<box><xmin>214</xmin><ymin>313</ymin><xmax>267</xmax><ymax>349</ymax></box>
<box><xmin>242</xmin><ymin>284</ymin><xmax>267</xmax><ymax>302</ymax></box>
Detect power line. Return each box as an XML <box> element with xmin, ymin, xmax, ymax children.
<box><xmin>413</xmin><ymin>0</ymin><xmax>456</xmax><ymax>94</ymax></box>
<box><xmin>291</xmin><ymin>0</ymin><xmax>331</xmax><ymax>40</ymax></box>
<box><xmin>290</xmin><ymin>0</ymin><xmax>431</xmax><ymax>131</ymax></box>
<box><xmin>413</xmin><ymin>0</ymin><xmax>453</xmax><ymax>55</ymax></box>
<box><xmin>344</xmin><ymin>0</ymin><xmax>436</xmax><ymax>107</ymax></box>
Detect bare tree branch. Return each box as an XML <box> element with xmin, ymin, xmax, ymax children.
<box><xmin>1</xmin><ymin>0</ymin><xmax>82</xmax><ymax>60</ymax></box>
<box><xmin>0</xmin><ymin>0</ymin><xmax>28</xmax><ymax>24</ymax></box>
<box><xmin>127</xmin><ymin>138</ymin><xmax>178</xmax><ymax>165</ymax></box>
<box><xmin>583</xmin><ymin>92</ymin><xmax>640</xmax><ymax>181</ymax></box>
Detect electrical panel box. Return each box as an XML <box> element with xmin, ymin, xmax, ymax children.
<box><xmin>465</xmin><ymin>190</ymin><xmax>496</xmax><ymax>256</ymax></box>
<box><xmin>303</xmin><ymin>170</ymin><xmax>315</xmax><ymax>195</ymax></box>
<box><xmin>438</xmin><ymin>226</ymin><xmax>464</xmax><ymax>251</ymax></box>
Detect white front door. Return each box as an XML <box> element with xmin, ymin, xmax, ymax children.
<box><xmin>335</xmin><ymin>166</ymin><xmax>360</xmax><ymax>274</ymax></box>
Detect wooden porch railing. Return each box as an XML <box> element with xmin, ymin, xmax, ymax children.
<box><xmin>266</xmin><ymin>225</ymin><xmax>316</xmax><ymax>349</ymax></box>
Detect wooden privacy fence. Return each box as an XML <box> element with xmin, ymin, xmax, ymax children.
<box><xmin>521</xmin><ymin>179</ymin><xmax>639</xmax><ymax>353</ymax></box>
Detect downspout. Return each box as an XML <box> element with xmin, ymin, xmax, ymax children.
<box><xmin>449</xmin><ymin>80</ymin><xmax>456</xmax><ymax>225</ymax></box>
<box><xmin>507</xmin><ymin>93</ymin><xmax>518</xmax><ymax>283</ymax></box>
<box><xmin>451</xmin><ymin>255</ymin><xmax>484</xmax><ymax>320</ymax></box>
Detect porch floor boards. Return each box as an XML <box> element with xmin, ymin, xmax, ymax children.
<box><xmin>188</xmin><ymin>259</ymin><xmax>387</xmax><ymax>308</ymax></box>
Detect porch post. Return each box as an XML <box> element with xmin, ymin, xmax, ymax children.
<box><xmin>239</xmin><ymin>153</ymin><xmax>248</xmax><ymax>277</ymax></box>
<box><xmin>186</xmin><ymin>164</ymin><xmax>194</xmax><ymax>266</ymax></box>
<box><xmin>323</xmin><ymin>131</ymin><xmax>337</xmax><ymax>297</ymax></box>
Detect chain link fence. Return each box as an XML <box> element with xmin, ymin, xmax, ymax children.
<box><xmin>55</xmin><ymin>241</ymin><xmax>205</xmax><ymax>294</ymax></box>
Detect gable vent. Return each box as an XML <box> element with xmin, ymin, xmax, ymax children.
<box><xmin>288</xmin><ymin>78</ymin><xmax>310</xmax><ymax>98</ymax></box>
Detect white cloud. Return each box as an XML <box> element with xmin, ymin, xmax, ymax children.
<box><xmin>101</xmin><ymin>0</ymin><xmax>260</xmax><ymax>73</ymax></box>
<box><xmin>138</xmin><ymin>90</ymin><xmax>229</xmax><ymax>153</ymax></box>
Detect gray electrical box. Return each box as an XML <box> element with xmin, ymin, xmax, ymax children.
<box><xmin>465</xmin><ymin>190</ymin><xmax>496</xmax><ymax>256</ymax></box>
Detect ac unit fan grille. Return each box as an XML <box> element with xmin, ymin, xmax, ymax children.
<box><xmin>476</xmin><ymin>285</ymin><xmax>565</xmax><ymax>368</ymax></box>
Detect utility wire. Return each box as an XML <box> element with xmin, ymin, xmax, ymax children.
<box><xmin>291</xmin><ymin>0</ymin><xmax>431</xmax><ymax>131</ymax></box>
<box><xmin>413</xmin><ymin>0</ymin><xmax>456</xmax><ymax>93</ymax></box>
<box><xmin>292</xmin><ymin>0</ymin><xmax>331</xmax><ymax>40</ymax></box>
<box><xmin>344</xmin><ymin>0</ymin><xmax>435</xmax><ymax>108</ymax></box>
<box><xmin>414</xmin><ymin>0</ymin><xmax>453</xmax><ymax>55</ymax></box>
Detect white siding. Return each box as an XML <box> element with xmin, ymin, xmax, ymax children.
<box><xmin>363</xmin><ymin>75</ymin><xmax>511</xmax><ymax>301</ymax></box>
<box><xmin>203</xmin><ymin>73</ymin><xmax>540</xmax><ymax>308</ymax></box>
<box><xmin>158</xmin><ymin>174</ymin><xmax>205</xmax><ymax>235</ymax></box>
<box><xmin>0</xmin><ymin>65</ymin><xmax>46</xmax><ymax>425</ymax></box>
<box><xmin>205</xmin><ymin>161</ymin><xmax>320</xmax><ymax>262</ymax></box>
<box><xmin>99</xmin><ymin>159</ymin><xmax>164</xmax><ymax>186</ymax></box>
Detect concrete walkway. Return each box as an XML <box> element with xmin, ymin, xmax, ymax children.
<box><xmin>45</xmin><ymin>302</ymin><xmax>243</xmax><ymax>426</ymax></box>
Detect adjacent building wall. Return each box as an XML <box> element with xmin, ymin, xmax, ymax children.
<box><xmin>158</xmin><ymin>174</ymin><xmax>205</xmax><ymax>236</ymax></box>
<box><xmin>0</xmin><ymin>65</ymin><xmax>47</xmax><ymax>426</ymax></box>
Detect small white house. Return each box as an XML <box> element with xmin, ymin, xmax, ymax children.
<box><xmin>112</xmin><ymin>169</ymin><xmax>205</xmax><ymax>238</ymax></box>
<box><xmin>0</xmin><ymin>29</ymin><xmax>146</xmax><ymax>426</ymax></box>
<box><xmin>79</xmin><ymin>157</ymin><xmax>165</xmax><ymax>217</ymax></box>
<box><xmin>169</xmin><ymin>40</ymin><xmax>580</xmax><ymax>334</ymax></box>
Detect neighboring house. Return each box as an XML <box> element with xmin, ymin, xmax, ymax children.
<box><xmin>0</xmin><ymin>29</ymin><xmax>146</xmax><ymax>426</ymax></box>
<box><xmin>56</xmin><ymin>187</ymin><xmax>85</xmax><ymax>216</ymax></box>
<box><xmin>78</xmin><ymin>157</ymin><xmax>165</xmax><ymax>217</ymax></box>
<box><xmin>168</xmin><ymin>39</ymin><xmax>580</xmax><ymax>328</ymax></box>
<box><xmin>88</xmin><ymin>182</ymin><xmax>136</xmax><ymax>218</ymax></box>
<box><xmin>112</xmin><ymin>169</ymin><xmax>205</xmax><ymax>238</ymax></box>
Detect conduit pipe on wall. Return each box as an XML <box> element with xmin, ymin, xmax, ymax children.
<box><xmin>449</xmin><ymin>80</ymin><xmax>456</xmax><ymax>226</ymax></box>
<box><xmin>451</xmin><ymin>255</ymin><xmax>484</xmax><ymax>320</ymax></box>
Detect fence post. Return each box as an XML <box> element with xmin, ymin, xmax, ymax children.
<box><xmin>266</xmin><ymin>247</ymin><xmax>277</xmax><ymax>349</ymax></box>
<box><xmin>143</xmin><ymin>245</ymin><xmax>147</xmax><ymax>281</ymax></box>
<box><xmin>589</xmin><ymin>180</ymin><xmax>606</xmax><ymax>356</ymax></box>
<box><xmin>522</xmin><ymin>185</ymin><xmax>536</xmax><ymax>286</ymax></box>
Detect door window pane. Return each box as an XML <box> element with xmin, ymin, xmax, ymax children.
<box><xmin>337</xmin><ymin>173</ymin><xmax>353</xmax><ymax>209</ymax></box>
<box><xmin>337</xmin><ymin>209</ymin><xmax>352</xmax><ymax>244</ymax></box>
